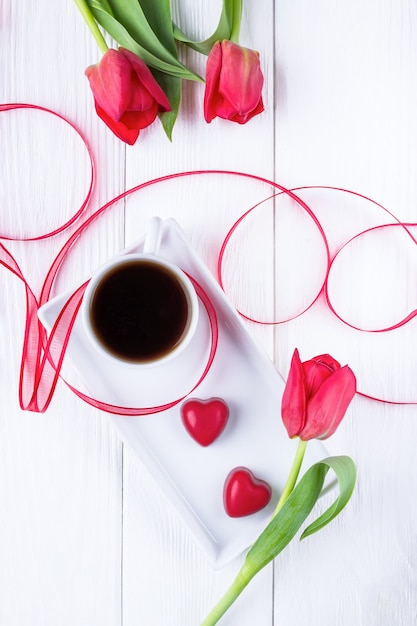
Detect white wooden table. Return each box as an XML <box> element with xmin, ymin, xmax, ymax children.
<box><xmin>1</xmin><ymin>1</ymin><xmax>417</xmax><ymax>624</ymax></box>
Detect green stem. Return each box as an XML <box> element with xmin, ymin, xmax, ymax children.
<box><xmin>200</xmin><ymin>567</ymin><xmax>252</xmax><ymax>626</ymax></box>
<box><xmin>73</xmin><ymin>0</ymin><xmax>109</xmax><ymax>54</ymax></box>
<box><xmin>229</xmin><ymin>0</ymin><xmax>242</xmax><ymax>43</ymax></box>
<box><xmin>273</xmin><ymin>438</ymin><xmax>308</xmax><ymax>517</ymax></box>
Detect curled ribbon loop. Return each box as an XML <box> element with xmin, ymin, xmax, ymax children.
<box><xmin>217</xmin><ymin>187</ymin><xmax>330</xmax><ymax>324</ymax></box>
<box><xmin>326</xmin><ymin>222</ymin><xmax>417</xmax><ymax>333</ymax></box>
<box><xmin>0</xmin><ymin>103</ymin><xmax>95</xmax><ymax>241</ymax></box>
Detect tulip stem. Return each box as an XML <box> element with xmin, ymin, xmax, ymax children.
<box><xmin>229</xmin><ymin>0</ymin><xmax>242</xmax><ymax>43</ymax></box>
<box><xmin>273</xmin><ymin>439</ymin><xmax>308</xmax><ymax>517</ymax></box>
<box><xmin>73</xmin><ymin>0</ymin><xmax>109</xmax><ymax>54</ymax></box>
<box><xmin>200</xmin><ymin>562</ymin><xmax>255</xmax><ymax>626</ymax></box>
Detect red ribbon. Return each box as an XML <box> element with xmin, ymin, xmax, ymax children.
<box><xmin>1</xmin><ymin>103</ymin><xmax>417</xmax><ymax>411</ymax></box>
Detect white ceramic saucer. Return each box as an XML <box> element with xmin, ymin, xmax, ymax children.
<box><xmin>38</xmin><ymin>218</ymin><xmax>326</xmax><ymax>568</ymax></box>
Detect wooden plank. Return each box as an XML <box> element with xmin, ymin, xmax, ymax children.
<box><xmin>273</xmin><ymin>1</ymin><xmax>417</xmax><ymax>625</ymax></box>
<box><xmin>0</xmin><ymin>1</ymin><xmax>126</xmax><ymax>624</ymax></box>
<box><xmin>121</xmin><ymin>0</ymin><xmax>277</xmax><ymax>624</ymax></box>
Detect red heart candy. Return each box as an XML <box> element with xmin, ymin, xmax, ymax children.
<box><xmin>180</xmin><ymin>397</ymin><xmax>229</xmax><ymax>446</ymax></box>
<box><xmin>223</xmin><ymin>467</ymin><xmax>272</xmax><ymax>517</ymax></box>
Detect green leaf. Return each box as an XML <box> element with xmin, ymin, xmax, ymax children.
<box><xmin>301</xmin><ymin>455</ymin><xmax>357</xmax><ymax>539</ymax></box>
<box><xmin>173</xmin><ymin>0</ymin><xmax>242</xmax><ymax>55</ymax></box>
<box><xmin>138</xmin><ymin>0</ymin><xmax>183</xmax><ymax>135</ymax></box>
<box><xmin>137</xmin><ymin>0</ymin><xmax>176</xmax><ymax>54</ymax></box>
<box><xmin>242</xmin><ymin>455</ymin><xmax>357</xmax><ymax>578</ymax></box>
<box><xmin>90</xmin><ymin>0</ymin><xmax>113</xmax><ymax>13</ymax></box>
<box><xmin>138</xmin><ymin>1</ymin><xmax>181</xmax><ymax>137</ymax></box>
<box><xmin>104</xmin><ymin>0</ymin><xmax>173</xmax><ymax>61</ymax></box>
<box><xmin>86</xmin><ymin>0</ymin><xmax>202</xmax><ymax>81</ymax></box>
<box><xmin>153</xmin><ymin>70</ymin><xmax>181</xmax><ymax>141</ymax></box>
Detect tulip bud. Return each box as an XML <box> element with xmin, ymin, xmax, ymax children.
<box><xmin>281</xmin><ymin>349</ymin><xmax>356</xmax><ymax>440</ymax></box>
<box><xmin>204</xmin><ymin>40</ymin><xmax>264</xmax><ymax>124</ymax></box>
<box><xmin>85</xmin><ymin>48</ymin><xmax>170</xmax><ymax>145</ymax></box>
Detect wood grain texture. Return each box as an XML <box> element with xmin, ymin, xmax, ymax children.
<box><xmin>0</xmin><ymin>2</ymin><xmax>125</xmax><ymax>625</ymax></box>
<box><xmin>1</xmin><ymin>0</ymin><xmax>417</xmax><ymax>625</ymax></box>
<box><xmin>272</xmin><ymin>2</ymin><xmax>417</xmax><ymax>626</ymax></box>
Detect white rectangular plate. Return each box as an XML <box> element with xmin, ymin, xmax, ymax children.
<box><xmin>38</xmin><ymin>218</ymin><xmax>326</xmax><ymax>568</ymax></box>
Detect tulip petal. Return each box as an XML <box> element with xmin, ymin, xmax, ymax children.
<box><xmin>300</xmin><ymin>366</ymin><xmax>356</xmax><ymax>440</ymax></box>
<box><xmin>204</xmin><ymin>41</ymin><xmax>223</xmax><ymax>123</ymax></box>
<box><xmin>303</xmin><ymin>354</ymin><xmax>340</xmax><ymax>399</ymax></box>
<box><xmin>85</xmin><ymin>49</ymin><xmax>133</xmax><ymax>122</ymax></box>
<box><xmin>281</xmin><ymin>349</ymin><xmax>307</xmax><ymax>438</ymax></box>
<box><xmin>94</xmin><ymin>103</ymin><xmax>140</xmax><ymax>145</ymax></box>
<box><xmin>228</xmin><ymin>99</ymin><xmax>264</xmax><ymax>124</ymax></box>
<box><xmin>128</xmin><ymin>75</ymin><xmax>157</xmax><ymax>112</ymax></box>
<box><xmin>121</xmin><ymin>101</ymin><xmax>159</xmax><ymax>130</ymax></box>
<box><xmin>308</xmin><ymin>354</ymin><xmax>341</xmax><ymax>370</ymax></box>
<box><xmin>218</xmin><ymin>41</ymin><xmax>264</xmax><ymax>114</ymax></box>
<box><xmin>119</xmin><ymin>48</ymin><xmax>171</xmax><ymax>112</ymax></box>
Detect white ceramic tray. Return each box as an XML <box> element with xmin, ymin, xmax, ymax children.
<box><xmin>38</xmin><ymin>218</ymin><xmax>326</xmax><ymax>568</ymax></box>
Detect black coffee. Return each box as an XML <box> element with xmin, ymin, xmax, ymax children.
<box><xmin>89</xmin><ymin>260</ymin><xmax>190</xmax><ymax>363</ymax></box>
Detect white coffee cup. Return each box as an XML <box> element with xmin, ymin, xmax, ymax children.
<box><xmin>82</xmin><ymin>217</ymin><xmax>199</xmax><ymax>367</ymax></box>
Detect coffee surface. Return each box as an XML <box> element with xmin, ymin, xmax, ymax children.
<box><xmin>90</xmin><ymin>260</ymin><xmax>189</xmax><ymax>362</ymax></box>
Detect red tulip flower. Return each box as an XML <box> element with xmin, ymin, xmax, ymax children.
<box><xmin>281</xmin><ymin>349</ymin><xmax>356</xmax><ymax>441</ymax></box>
<box><xmin>85</xmin><ymin>47</ymin><xmax>171</xmax><ymax>145</ymax></box>
<box><xmin>204</xmin><ymin>40</ymin><xmax>264</xmax><ymax>124</ymax></box>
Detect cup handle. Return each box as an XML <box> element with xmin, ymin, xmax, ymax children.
<box><xmin>143</xmin><ymin>216</ymin><xmax>163</xmax><ymax>255</ymax></box>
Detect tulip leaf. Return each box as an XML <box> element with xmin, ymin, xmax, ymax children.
<box><xmin>173</xmin><ymin>0</ymin><xmax>242</xmax><ymax>55</ymax></box>
<box><xmin>90</xmin><ymin>0</ymin><xmax>112</xmax><ymax>13</ymax></box>
<box><xmin>137</xmin><ymin>0</ymin><xmax>175</xmax><ymax>53</ymax></box>
<box><xmin>300</xmin><ymin>455</ymin><xmax>357</xmax><ymax>539</ymax></box>
<box><xmin>241</xmin><ymin>455</ymin><xmax>356</xmax><ymax>578</ymax></box>
<box><xmin>87</xmin><ymin>0</ymin><xmax>202</xmax><ymax>81</ymax></box>
<box><xmin>104</xmin><ymin>0</ymin><xmax>173</xmax><ymax>59</ymax></box>
<box><xmin>153</xmin><ymin>70</ymin><xmax>181</xmax><ymax>141</ymax></box>
<box><xmin>137</xmin><ymin>0</ymin><xmax>185</xmax><ymax>139</ymax></box>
